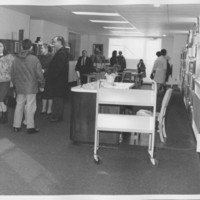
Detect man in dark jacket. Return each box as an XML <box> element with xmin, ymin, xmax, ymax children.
<box><xmin>47</xmin><ymin>36</ymin><xmax>69</xmax><ymax>122</ymax></box>
<box><xmin>11</xmin><ymin>39</ymin><xmax>44</xmax><ymax>133</ymax></box>
<box><xmin>117</xmin><ymin>51</ymin><xmax>126</xmax><ymax>72</ymax></box>
<box><xmin>75</xmin><ymin>50</ymin><xmax>94</xmax><ymax>84</ymax></box>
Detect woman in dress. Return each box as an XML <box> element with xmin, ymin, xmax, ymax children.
<box><xmin>110</xmin><ymin>50</ymin><xmax>118</xmax><ymax>66</ymax></box>
<box><xmin>38</xmin><ymin>43</ymin><xmax>53</xmax><ymax>115</ymax></box>
<box><xmin>0</xmin><ymin>40</ymin><xmax>15</xmax><ymax>123</ymax></box>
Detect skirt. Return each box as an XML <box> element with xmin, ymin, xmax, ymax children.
<box><xmin>43</xmin><ymin>79</ymin><xmax>53</xmax><ymax>99</ymax></box>
<box><xmin>0</xmin><ymin>81</ymin><xmax>10</xmax><ymax>102</ymax></box>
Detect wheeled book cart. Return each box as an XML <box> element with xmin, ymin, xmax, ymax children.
<box><xmin>93</xmin><ymin>80</ymin><xmax>158</xmax><ymax>166</ymax></box>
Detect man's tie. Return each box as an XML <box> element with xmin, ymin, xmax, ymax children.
<box><xmin>82</xmin><ymin>57</ymin><xmax>85</xmax><ymax>66</ymax></box>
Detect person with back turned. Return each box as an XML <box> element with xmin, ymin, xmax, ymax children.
<box><xmin>151</xmin><ymin>49</ymin><xmax>168</xmax><ymax>93</ymax></box>
<box><xmin>46</xmin><ymin>36</ymin><xmax>69</xmax><ymax>122</ymax></box>
<box><xmin>11</xmin><ymin>39</ymin><xmax>44</xmax><ymax>133</ymax></box>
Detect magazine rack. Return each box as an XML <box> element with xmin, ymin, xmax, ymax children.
<box><xmin>94</xmin><ymin>80</ymin><xmax>158</xmax><ymax>166</ymax></box>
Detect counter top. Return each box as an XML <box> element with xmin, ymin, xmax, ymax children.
<box><xmin>71</xmin><ymin>81</ymin><xmax>134</xmax><ymax>93</ymax></box>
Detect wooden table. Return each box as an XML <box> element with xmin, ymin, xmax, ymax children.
<box><xmin>119</xmin><ymin>71</ymin><xmax>142</xmax><ymax>87</ymax></box>
<box><xmin>70</xmin><ymin>82</ymin><xmax>134</xmax><ymax>145</ymax></box>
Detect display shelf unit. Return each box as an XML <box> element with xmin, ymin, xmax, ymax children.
<box><xmin>180</xmin><ymin>21</ymin><xmax>200</xmax><ymax>152</ymax></box>
<box><xmin>192</xmin><ymin>79</ymin><xmax>200</xmax><ymax>152</ymax></box>
<box><xmin>93</xmin><ymin>80</ymin><xmax>158</xmax><ymax>166</ymax></box>
<box><xmin>0</xmin><ymin>39</ymin><xmax>21</xmax><ymax>54</ymax></box>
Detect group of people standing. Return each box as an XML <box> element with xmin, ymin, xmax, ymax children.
<box><xmin>110</xmin><ymin>50</ymin><xmax>126</xmax><ymax>72</ymax></box>
<box><xmin>74</xmin><ymin>47</ymin><xmax>171</xmax><ymax>92</ymax></box>
<box><xmin>0</xmin><ymin>36</ymin><xmax>69</xmax><ymax>133</ymax></box>
<box><xmin>75</xmin><ymin>49</ymin><xmax>127</xmax><ymax>85</ymax></box>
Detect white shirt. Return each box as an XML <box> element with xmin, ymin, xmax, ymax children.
<box><xmin>105</xmin><ymin>73</ymin><xmax>117</xmax><ymax>83</ymax></box>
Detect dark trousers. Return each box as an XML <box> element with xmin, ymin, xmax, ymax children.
<box><xmin>52</xmin><ymin>97</ymin><xmax>65</xmax><ymax>120</ymax></box>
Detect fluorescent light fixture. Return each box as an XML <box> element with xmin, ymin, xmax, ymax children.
<box><xmin>162</xmin><ymin>34</ymin><xmax>167</xmax><ymax>37</ymax></box>
<box><xmin>112</xmin><ymin>33</ymin><xmax>144</xmax><ymax>37</ymax></box>
<box><xmin>111</xmin><ymin>30</ymin><xmax>141</xmax><ymax>34</ymax></box>
<box><xmin>103</xmin><ymin>27</ymin><xmax>136</xmax><ymax>30</ymax></box>
<box><xmin>72</xmin><ymin>11</ymin><xmax>120</xmax><ymax>16</ymax></box>
<box><xmin>90</xmin><ymin>20</ymin><xmax>129</xmax><ymax>23</ymax></box>
<box><xmin>154</xmin><ymin>4</ymin><xmax>160</xmax><ymax>7</ymax></box>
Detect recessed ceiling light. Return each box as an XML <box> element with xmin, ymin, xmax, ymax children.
<box><xmin>162</xmin><ymin>34</ymin><xmax>167</xmax><ymax>37</ymax></box>
<box><xmin>90</xmin><ymin>20</ymin><xmax>129</xmax><ymax>23</ymax></box>
<box><xmin>103</xmin><ymin>27</ymin><xmax>136</xmax><ymax>30</ymax></box>
<box><xmin>72</xmin><ymin>12</ymin><xmax>120</xmax><ymax>16</ymax></box>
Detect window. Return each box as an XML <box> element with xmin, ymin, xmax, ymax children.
<box><xmin>109</xmin><ymin>37</ymin><xmax>161</xmax><ymax>81</ymax></box>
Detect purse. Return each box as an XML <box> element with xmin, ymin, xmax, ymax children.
<box><xmin>150</xmin><ymin>72</ymin><xmax>155</xmax><ymax>80</ymax></box>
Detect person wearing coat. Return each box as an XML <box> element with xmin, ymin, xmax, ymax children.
<box><xmin>38</xmin><ymin>43</ymin><xmax>53</xmax><ymax>115</ymax></box>
<box><xmin>151</xmin><ymin>49</ymin><xmax>167</xmax><ymax>92</ymax></box>
<box><xmin>110</xmin><ymin>50</ymin><xmax>118</xmax><ymax>67</ymax></box>
<box><xmin>46</xmin><ymin>36</ymin><xmax>69</xmax><ymax>122</ymax></box>
<box><xmin>117</xmin><ymin>51</ymin><xmax>126</xmax><ymax>72</ymax></box>
<box><xmin>11</xmin><ymin>39</ymin><xmax>44</xmax><ymax>133</ymax></box>
<box><xmin>0</xmin><ymin>40</ymin><xmax>15</xmax><ymax>123</ymax></box>
<box><xmin>137</xmin><ymin>59</ymin><xmax>146</xmax><ymax>85</ymax></box>
<box><xmin>75</xmin><ymin>50</ymin><xmax>94</xmax><ymax>85</ymax></box>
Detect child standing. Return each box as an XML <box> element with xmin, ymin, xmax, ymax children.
<box><xmin>104</xmin><ymin>67</ymin><xmax>118</xmax><ymax>83</ymax></box>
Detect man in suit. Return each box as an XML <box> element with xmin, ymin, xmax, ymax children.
<box><xmin>46</xmin><ymin>36</ymin><xmax>69</xmax><ymax>122</ymax></box>
<box><xmin>75</xmin><ymin>50</ymin><xmax>94</xmax><ymax>84</ymax></box>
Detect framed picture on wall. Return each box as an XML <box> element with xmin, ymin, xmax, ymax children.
<box><xmin>93</xmin><ymin>44</ymin><xmax>103</xmax><ymax>55</ymax></box>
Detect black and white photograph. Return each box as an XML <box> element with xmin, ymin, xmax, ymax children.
<box><xmin>0</xmin><ymin>1</ymin><xmax>200</xmax><ymax>200</ymax></box>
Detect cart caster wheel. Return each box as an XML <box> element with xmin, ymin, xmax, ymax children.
<box><xmin>94</xmin><ymin>155</ymin><xmax>101</xmax><ymax>164</ymax></box>
<box><xmin>150</xmin><ymin>158</ymin><xmax>158</xmax><ymax>167</ymax></box>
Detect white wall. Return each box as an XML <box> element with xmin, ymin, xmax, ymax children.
<box><xmin>43</xmin><ymin>21</ymin><xmax>68</xmax><ymax>43</ymax></box>
<box><xmin>69</xmin><ymin>31</ymin><xmax>80</xmax><ymax>60</ymax></box>
<box><xmin>80</xmin><ymin>34</ymin><xmax>109</xmax><ymax>58</ymax></box>
<box><xmin>162</xmin><ymin>35</ymin><xmax>187</xmax><ymax>85</ymax></box>
<box><xmin>161</xmin><ymin>37</ymin><xmax>174</xmax><ymax>57</ymax></box>
<box><xmin>68</xmin><ymin>61</ymin><xmax>77</xmax><ymax>82</ymax></box>
<box><xmin>29</xmin><ymin>20</ymin><xmax>43</xmax><ymax>43</ymax></box>
<box><xmin>0</xmin><ymin>7</ymin><xmax>30</xmax><ymax>39</ymax></box>
<box><xmin>171</xmin><ymin>35</ymin><xmax>187</xmax><ymax>84</ymax></box>
<box><xmin>30</xmin><ymin>20</ymin><xmax>69</xmax><ymax>44</ymax></box>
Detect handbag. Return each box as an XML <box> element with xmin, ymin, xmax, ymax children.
<box><xmin>150</xmin><ymin>72</ymin><xmax>155</xmax><ymax>80</ymax></box>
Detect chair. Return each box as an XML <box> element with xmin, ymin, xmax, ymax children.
<box><xmin>136</xmin><ymin>88</ymin><xmax>173</xmax><ymax>142</ymax></box>
<box><xmin>121</xmin><ymin>72</ymin><xmax>132</xmax><ymax>83</ymax></box>
<box><xmin>94</xmin><ymin>72</ymin><xmax>106</xmax><ymax>81</ymax></box>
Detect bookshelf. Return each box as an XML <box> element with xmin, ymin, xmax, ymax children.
<box><xmin>0</xmin><ymin>39</ymin><xmax>21</xmax><ymax>54</ymax></box>
<box><xmin>180</xmin><ymin>21</ymin><xmax>200</xmax><ymax>152</ymax></box>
